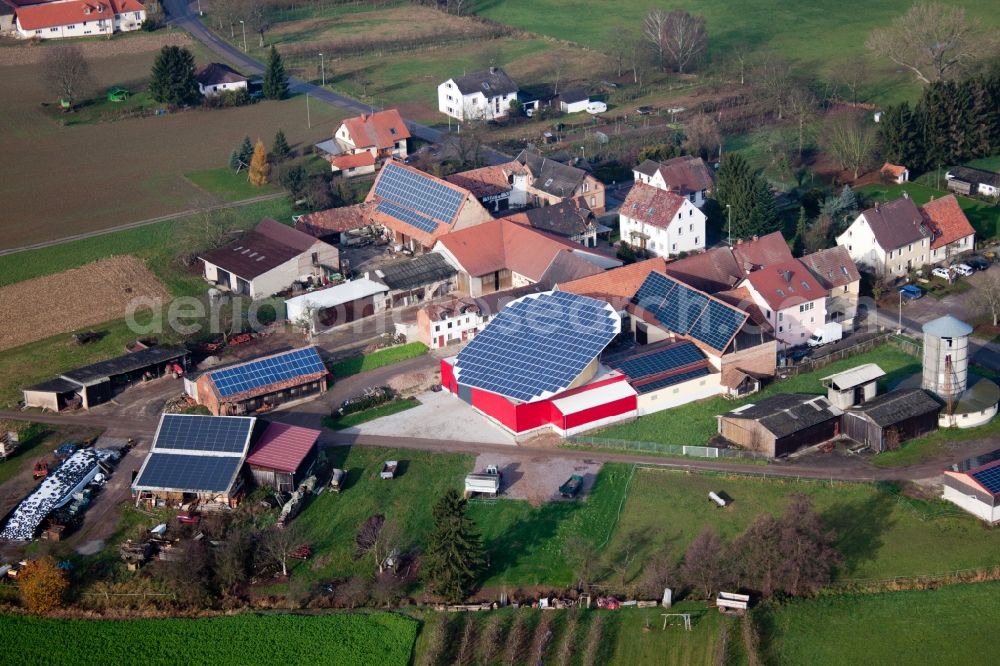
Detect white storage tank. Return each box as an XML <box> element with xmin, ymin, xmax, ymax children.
<box><xmin>922</xmin><ymin>315</ymin><xmax>973</xmax><ymax>400</ymax></box>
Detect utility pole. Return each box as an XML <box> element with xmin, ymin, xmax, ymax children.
<box><xmin>239</xmin><ymin>20</ymin><xmax>247</xmax><ymax>53</ymax></box>
<box><xmin>306</xmin><ymin>92</ymin><xmax>311</xmax><ymax>128</ymax></box>
<box><xmin>898</xmin><ymin>289</ymin><xmax>903</xmax><ymax>332</ymax></box>
<box><xmin>319</xmin><ymin>52</ymin><xmax>325</xmax><ymax>87</ymax></box>
<box><xmin>726</xmin><ymin>204</ymin><xmax>732</xmax><ymax>246</ymax></box>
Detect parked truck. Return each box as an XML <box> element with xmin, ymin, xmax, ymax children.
<box><xmin>464</xmin><ymin>464</ymin><xmax>501</xmax><ymax>498</ymax></box>
<box><xmin>380</xmin><ymin>461</ymin><xmax>398</xmax><ymax>480</ymax></box>
<box><xmin>807</xmin><ymin>322</ymin><xmax>843</xmax><ymax>348</ymax></box>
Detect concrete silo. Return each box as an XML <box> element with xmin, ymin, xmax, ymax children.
<box><xmin>922</xmin><ymin>315</ymin><xmax>973</xmax><ymax>401</ymax></box>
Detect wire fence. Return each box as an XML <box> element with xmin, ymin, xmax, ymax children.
<box><xmin>568</xmin><ymin>436</ymin><xmax>770</xmax><ymax>461</ymax></box>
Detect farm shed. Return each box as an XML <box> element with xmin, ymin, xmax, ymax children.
<box><xmin>942</xmin><ymin>457</ymin><xmax>1000</xmax><ymax>523</ymax></box>
<box><xmin>375</xmin><ymin>253</ymin><xmax>457</xmax><ymax>307</ymax></box>
<box><xmin>841</xmin><ymin>388</ymin><xmax>941</xmax><ymax>452</ymax></box>
<box><xmin>245</xmin><ymin>422</ymin><xmax>320</xmax><ymax>492</ymax></box>
<box><xmin>285</xmin><ymin>278</ymin><xmax>390</xmax><ymax>333</ymax></box>
<box><xmin>821</xmin><ymin>363</ymin><xmax>885</xmax><ymax>410</ymax></box>
<box><xmin>194</xmin><ymin>346</ymin><xmax>328</xmax><ymax>416</ymax></box>
<box><xmin>132</xmin><ymin>414</ymin><xmax>256</xmax><ymax>509</ymax></box>
<box><xmin>717</xmin><ymin>394</ymin><xmax>843</xmax><ymax>457</ymax></box>
<box><xmin>23</xmin><ymin>345</ymin><xmax>188</xmax><ymax>411</ymax></box>
<box><xmin>559</xmin><ymin>89</ymin><xmax>590</xmax><ymax>114</ymax></box>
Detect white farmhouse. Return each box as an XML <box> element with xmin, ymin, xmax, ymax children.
<box><xmin>14</xmin><ymin>0</ymin><xmax>145</xmax><ymax>39</ymax></box>
<box><xmin>438</xmin><ymin>67</ymin><xmax>518</xmax><ymax>122</ymax></box>
<box><xmin>196</xmin><ymin>63</ymin><xmax>248</xmax><ymax>98</ymax></box>
<box><xmin>633</xmin><ymin>156</ymin><xmax>715</xmax><ymax>208</ymax></box>
<box><xmin>324</xmin><ymin>109</ymin><xmax>411</xmax><ymax>178</ymax></box>
<box><xmin>619</xmin><ymin>182</ymin><xmax>706</xmax><ymax>257</ymax></box>
<box><xmin>836</xmin><ymin>196</ymin><xmax>931</xmax><ymax>277</ymax></box>
<box><xmin>743</xmin><ymin>259</ymin><xmax>827</xmax><ymax>347</ymax></box>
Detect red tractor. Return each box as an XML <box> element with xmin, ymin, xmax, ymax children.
<box><xmin>32</xmin><ymin>460</ymin><xmax>49</xmax><ymax>480</ymax></box>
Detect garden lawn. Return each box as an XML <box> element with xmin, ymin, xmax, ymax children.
<box><xmin>322</xmin><ymin>398</ymin><xmax>420</xmax><ymax>430</ymax></box>
<box><xmin>593</xmin><ymin>347</ymin><xmax>919</xmax><ymax>448</ymax></box>
<box><xmin>760</xmin><ymin>582</ymin><xmax>1000</xmax><ymax>665</ymax></box>
<box><xmin>608</xmin><ymin>469</ymin><xmax>1000</xmax><ymax>584</ymax></box>
<box><xmin>331</xmin><ymin>343</ymin><xmax>429</xmax><ymax>378</ymax></box>
<box><xmin>0</xmin><ymin>612</ymin><xmax>417</xmax><ymax>666</ymax></box>
<box><xmin>964</xmin><ymin>155</ymin><xmax>1000</xmax><ymax>172</ymax></box>
<box><xmin>186</xmin><ymin>167</ymin><xmax>281</xmax><ymax>201</ymax></box>
<box><xmin>858</xmin><ymin>181</ymin><xmax>1000</xmax><ymax>241</ymax></box>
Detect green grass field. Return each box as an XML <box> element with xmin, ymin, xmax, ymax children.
<box><xmin>609</xmin><ymin>469</ymin><xmax>1000</xmax><ymax>584</ymax></box>
<box><xmin>331</xmin><ymin>343</ymin><xmax>429</xmax><ymax>378</ymax></box>
<box><xmin>322</xmin><ymin>398</ymin><xmax>420</xmax><ymax>430</ymax></box>
<box><xmin>760</xmin><ymin>582</ymin><xmax>1000</xmax><ymax>665</ymax></box>
<box><xmin>594</xmin><ymin>347</ymin><xmax>919</xmax><ymax>448</ymax></box>
<box><xmin>872</xmin><ymin>415</ymin><xmax>1000</xmax><ymax>467</ymax></box>
<box><xmin>0</xmin><ymin>612</ymin><xmax>417</xmax><ymax>666</ymax></box>
<box><xmin>186</xmin><ymin>167</ymin><xmax>281</xmax><ymax>202</ymax></box>
<box><xmin>858</xmin><ymin>182</ymin><xmax>1000</xmax><ymax>241</ymax></box>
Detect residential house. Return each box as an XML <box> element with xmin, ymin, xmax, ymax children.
<box><xmin>445</xmin><ymin>162</ymin><xmax>527</xmax><ymax>213</ymax></box>
<box><xmin>374</xmin><ymin>253</ymin><xmax>457</xmax><ymax>307</ymax></box>
<box><xmin>947</xmin><ymin>166</ymin><xmax>1000</xmax><ymax>198</ymax></box>
<box><xmin>836</xmin><ymin>196</ymin><xmax>931</xmax><ymax>277</ymax></box>
<box><xmin>659</xmin><ymin>231</ymin><xmax>792</xmax><ymax>294</ymax></box>
<box><xmin>433</xmin><ymin>218</ymin><xmax>620</xmax><ymax>297</ymax></box>
<box><xmin>196</xmin><ymin>63</ymin><xmax>248</xmax><ymax>97</ymax></box>
<box><xmin>411</xmin><ymin>286</ymin><xmax>537</xmax><ymax>350</ymax></box>
<box><xmin>516</xmin><ymin>149</ymin><xmax>606</xmax><ymax>213</ymax></box>
<box><xmin>199</xmin><ymin>218</ymin><xmax>340</xmax><ymax>299</ymax></box>
<box><xmin>324</xmin><ymin>109</ymin><xmax>411</xmax><ymax>177</ymax></box>
<box><xmin>366</xmin><ymin>161</ymin><xmax>493</xmax><ymax>254</ymax></box>
<box><xmin>438</xmin><ymin>67</ymin><xmax>518</xmax><ymax>121</ymax></box>
<box><xmin>294</xmin><ymin>204</ymin><xmax>373</xmax><ymax>246</ymax></box>
<box><xmin>632</xmin><ymin>156</ymin><xmax>715</xmax><ymax>208</ymax></box>
<box><xmin>743</xmin><ymin>259</ymin><xmax>827</xmax><ymax>347</ymax></box>
<box><xmin>559</xmin><ymin>89</ymin><xmax>590</xmax><ymax>114</ymax></box>
<box><xmin>13</xmin><ymin>0</ymin><xmax>144</xmax><ymax>39</ymax></box>
<box><xmin>717</xmin><ymin>394</ymin><xmax>843</xmax><ymax>457</ymax></box>
<box><xmin>880</xmin><ymin>163</ymin><xmax>909</xmax><ymax>184</ymax></box>
<box><xmin>284</xmin><ymin>278</ymin><xmax>390</xmax><ymax>332</ymax></box>
<box><xmin>506</xmin><ymin>199</ymin><xmax>604</xmax><ymax>247</ymax></box>
<box><xmin>921</xmin><ymin>194</ymin><xmax>976</xmax><ymax>264</ymax></box>
<box><xmin>619</xmin><ymin>182</ymin><xmax>706</xmax><ymax>257</ymax></box>
<box><xmin>841</xmin><ymin>388</ymin><xmax>941</xmax><ymax>452</ymax></box>
<box><xmin>556</xmin><ymin>257</ymin><xmax>668</xmax><ymax>310</ymax></box>
<box><xmin>799</xmin><ymin>245</ymin><xmax>862</xmax><ymax>331</ymax></box>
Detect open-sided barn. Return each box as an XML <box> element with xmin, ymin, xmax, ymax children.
<box><xmin>841</xmin><ymin>388</ymin><xmax>941</xmax><ymax>452</ymax></box>
<box><xmin>245</xmin><ymin>423</ymin><xmax>320</xmax><ymax>492</ymax></box>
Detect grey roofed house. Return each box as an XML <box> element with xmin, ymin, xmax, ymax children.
<box><xmin>860</xmin><ymin>196</ymin><xmax>931</xmax><ymax>251</ymax></box>
<box><xmin>722</xmin><ymin>393</ymin><xmax>843</xmax><ymax>439</ymax></box>
<box><xmin>846</xmin><ymin>388</ymin><xmax>941</xmax><ymax>428</ymax></box>
<box><xmin>196</xmin><ymin>62</ymin><xmax>247</xmax><ymax>87</ymax></box>
<box><xmin>522</xmin><ymin>200</ymin><xmax>596</xmax><ymax>238</ymax></box>
<box><xmin>800</xmin><ymin>246</ymin><xmax>861</xmax><ymax>290</ymax></box>
<box><xmin>949</xmin><ymin>166</ymin><xmax>1000</xmax><ymax>188</ymax></box>
<box><xmin>538</xmin><ymin>250</ymin><xmax>605</xmax><ymax>287</ymax></box>
<box><xmin>377</xmin><ymin>253</ymin><xmax>457</xmax><ymax>291</ymax></box>
<box><xmin>516</xmin><ymin>149</ymin><xmax>588</xmax><ymax>197</ymax></box>
<box><xmin>452</xmin><ymin>67</ymin><xmax>518</xmax><ymax>96</ymax></box>
<box><xmin>634</xmin><ymin>159</ymin><xmax>662</xmax><ymax>178</ymax></box>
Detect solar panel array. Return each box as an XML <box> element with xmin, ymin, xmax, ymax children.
<box><xmin>136</xmin><ymin>453</ymin><xmax>243</xmax><ymax>493</ymax></box>
<box><xmin>972</xmin><ymin>465</ymin><xmax>1000</xmax><ymax>494</ymax></box>
<box><xmin>612</xmin><ymin>342</ymin><xmax>704</xmax><ymax>381</ymax></box>
<box><xmin>632</xmin><ymin>272</ymin><xmax>748</xmax><ymax>353</ymax></box>
<box><xmin>210</xmin><ymin>347</ymin><xmax>325</xmax><ymax>398</ymax></box>
<box><xmin>153</xmin><ymin>414</ymin><xmax>255</xmax><ymax>453</ymax></box>
<box><xmin>374</xmin><ymin>162</ymin><xmax>465</xmax><ymax>233</ymax></box>
<box><xmin>636</xmin><ymin>367</ymin><xmax>710</xmax><ymax>394</ymax></box>
<box><xmin>454</xmin><ymin>291</ymin><xmax>619</xmax><ymax>403</ymax></box>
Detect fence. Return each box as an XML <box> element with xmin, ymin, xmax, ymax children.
<box><xmin>568</xmin><ymin>436</ymin><xmax>770</xmax><ymax>461</ymax></box>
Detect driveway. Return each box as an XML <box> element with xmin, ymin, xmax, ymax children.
<box><xmin>472</xmin><ymin>452</ymin><xmax>601</xmax><ymax>504</ymax></box>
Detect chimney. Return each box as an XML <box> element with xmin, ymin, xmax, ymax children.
<box><xmin>874</xmin><ymin>201</ymin><xmax>880</xmax><ymax>212</ymax></box>
<box><xmin>489</xmin><ymin>66</ymin><xmax>496</xmax><ymax>75</ymax></box>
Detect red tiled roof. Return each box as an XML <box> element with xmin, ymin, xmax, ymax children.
<box><xmin>296</xmin><ymin>204</ymin><xmax>371</xmax><ymax>236</ymax></box>
<box><xmin>745</xmin><ymin>258</ymin><xmax>824</xmax><ymax>311</ymax></box>
<box><xmin>655</xmin><ymin>155</ymin><xmax>715</xmax><ymax>194</ymax></box>
<box><xmin>559</xmin><ymin>257</ymin><xmax>668</xmax><ymax>305</ymax></box>
<box><xmin>245</xmin><ymin>422</ymin><xmax>320</xmax><ymax>473</ymax></box>
<box><xmin>620</xmin><ymin>182</ymin><xmax>687</xmax><ymax>229</ymax></box>
<box><xmin>732</xmin><ymin>231</ymin><xmax>793</xmax><ymax>272</ymax></box>
<box><xmin>921</xmin><ymin>195</ymin><xmax>975</xmax><ymax>250</ymax></box>
<box><xmin>329</xmin><ymin>152</ymin><xmax>376</xmax><ymax>170</ymax></box>
<box><xmin>663</xmin><ymin>247</ymin><xmax>742</xmax><ymax>294</ymax></box>
<box><xmin>799</xmin><ymin>246</ymin><xmax>860</xmax><ymax>290</ymax></box>
<box><xmin>445</xmin><ymin>162</ymin><xmax>523</xmax><ymax>198</ymax></box>
<box><xmin>881</xmin><ymin>163</ymin><xmax>907</xmax><ymax>177</ymax></box>
<box><xmin>340</xmin><ymin>109</ymin><xmax>410</xmax><ymax>150</ymax></box>
<box><xmin>15</xmin><ymin>0</ymin><xmax>133</xmax><ymax>30</ymax></box>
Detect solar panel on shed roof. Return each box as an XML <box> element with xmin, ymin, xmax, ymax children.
<box><xmin>635</xmin><ymin>367</ymin><xmax>710</xmax><ymax>394</ymax></box>
<box><xmin>209</xmin><ymin>347</ymin><xmax>325</xmax><ymax>398</ymax></box>
<box><xmin>972</xmin><ymin>465</ymin><xmax>1000</xmax><ymax>494</ymax></box>
<box><xmin>135</xmin><ymin>453</ymin><xmax>243</xmax><ymax>493</ymax></box>
<box><xmin>611</xmin><ymin>342</ymin><xmax>704</xmax><ymax>380</ymax></box>
<box><xmin>377</xmin><ymin>200</ymin><xmax>439</xmax><ymax>235</ymax></box>
<box><xmin>691</xmin><ymin>300</ymin><xmax>748</xmax><ymax>352</ymax></box>
<box><xmin>632</xmin><ymin>273</ymin><xmax>747</xmax><ymax>353</ymax></box>
<box><xmin>375</xmin><ymin>162</ymin><xmax>465</xmax><ymax>225</ymax></box>
<box><xmin>153</xmin><ymin>414</ymin><xmax>255</xmax><ymax>454</ymax></box>
<box><xmin>453</xmin><ymin>291</ymin><xmax>619</xmax><ymax>403</ymax></box>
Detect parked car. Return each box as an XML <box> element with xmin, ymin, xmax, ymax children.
<box><xmin>586</xmin><ymin>101</ymin><xmax>607</xmax><ymax>114</ymax></box>
<box><xmin>898</xmin><ymin>284</ymin><xmax>924</xmax><ymax>300</ymax></box>
<box><xmin>952</xmin><ymin>263</ymin><xmax>974</xmax><ymax>277</ymax></box>
<box><xmin>931</xmin><ymin>266</ymin><xmax>952</xmax><ymax>280</ymax></box>
<box><xmin>966</xmin><ymin>256</ymin><xmax>990</xmax><ymax>271</ymax></box>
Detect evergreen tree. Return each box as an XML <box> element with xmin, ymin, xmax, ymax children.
<box><xmin>248</xmin><ymin>139</ymin><xmax>270</xmax><ymax>186</ymax></box>
<box><xmin>272</xmin><ymin>129</ymin><xmax>291</xmax><ymax>160</ymax></box>
<box><xmin>237</xmin><ymin>135</ymin><xmax>254</xmax><ymax>168</ymax></box>
<box><xmin>792</xmin><ymin>207</ymin><xmax>808</xmax><ymax>256</ymax></box>
<box><xmin>228</xmin><ymin>149</ymin><xmax>241</xmax><ymax>171</ymax></box>
<box><xmin>749</xmin><ymin>179</ymin><xmax>779</xmax><ymax>237</ymax></box>
<box><xmin>423</xmin><ymin>489</ymin><xmax>484</xmax><ymax>601</ymax></box>
<box><xmin>148</xmin><ymin>46</ymin><xmax>200</xmax><ymax>106</ymax></box>
<box><xmin>968</xmin><ymin>76</ymin><xmax>998</xmax><ymax>159</ymax></box>
<box><xmin>263</xmin><ymin>47</ymin><xmax>289</xmax><ymax>100</ymax></box>
<box><xmin>715</xmin><ymin>153</ymin><xmax>776</xmax><ymax>240</ymax></box>
<box><xmin>879</xmin><ymin>102</ymin><xmax>921</xmax><ymax>168</ymax></box>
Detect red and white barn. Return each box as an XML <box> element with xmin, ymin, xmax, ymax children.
<box><xmin>440</xmin><ymin>290</ymin><xmax>638</xmax><ymax>439</ymax></box>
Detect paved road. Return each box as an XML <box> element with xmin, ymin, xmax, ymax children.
<box><xmin>163</xmin><ymin>0</ymin><xmax>510</xmax><ymax>165</ymax></box>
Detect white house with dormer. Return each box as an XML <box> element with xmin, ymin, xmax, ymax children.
<box><xmin>14</xmin><ymin>0</ymin><xmax>145</xmax><ymax>39</ymax></box>
<box><xmin>438</xmin><ymin>67</ymin><xmax>519</xmax><ymax>122</ymax></box>
<box><xmin>618</xmin><ymin>182</ymin><xmax>706</xmax><ymax>258</ymax></box>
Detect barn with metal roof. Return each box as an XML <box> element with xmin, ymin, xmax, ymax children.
<box><xmin>245</xmin><ymin>422</ymin><xmax>321</xmax><ymax>492</ymax></box>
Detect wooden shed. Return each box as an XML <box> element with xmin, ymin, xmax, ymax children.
<box><xmin>717</xmin><ymin>394</ymin><xmax>843</xmax><ymax>457</ymax></box>
<box><xmin>245</xmin><ymin>422</ymin><xmax>320</xmax><ymax>492</ymax></box>
<box><xmin>821</xmin><ymin>363</ymin><xmax>885</xmax><ymax>410</ymax></box>
<box><xmin>841</xmin><ymin>388</ymin><xmax>941</xmax><ymax>452</ymax></box>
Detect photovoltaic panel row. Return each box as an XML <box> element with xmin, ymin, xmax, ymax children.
<box><xmin>972</xmin><ymin>465</ymin><xmax>1000</xmax><ymax>493</ymax></box>
<box><xmin>136</xmin><ymin>453</ymin><xmax>242</xmax><ymax>492</ymax></box>
<box><xmin>153</xmin><ymin>414</ymin><xmax>254</xmax><ymax>454</ymax></box>
<box><xmin>690</xmin><ymin>300</ymin><xmax>748</xmax><ymax>352</ymax></box>
<box><xmin>635</xmin><ymin>367</ymin><xmax>710</xmax><ymax>394</ymax></box>
<box><xmin>454</xmin><ymin>292</ymin><xmax>618</xmax><ymax>402</ymax></box>
<box><xmin>211</xmin><ymin>347</ymin><xmax>325</xmax><ymax>398</ymax></box>
<box><xmin>375</xmin><ymin>163</ymin><xmax>465</xmax><ymax>223</ymax></box>
<box><xmin>377</xmin><ymin>200</ymin><xmax>439</xmax><ymax>235</ymax></box>
<box><xmin>612</xmin><ymin>342</ymin><xmax>705</xmax><ymax>380</ymax></box>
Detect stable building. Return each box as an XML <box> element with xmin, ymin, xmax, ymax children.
<box><xmin>376</xmin><ymin>253</ymin><xmax>457</xmax><ymax>307</ymax></box>
<box><xmin>841</xmin><ymin>388</ymin><xmax>941</xmax><ymax>452</ymax></box>
<box><xmin>23</xmin><ymin>345</ymin><xmax>188</xmax><ymax>412</ymax></box>
<box><xmin>245</xmin><ymin>422</ymin><xmax>320</xmax><ymax>492</ymax></box>
<box><xmin>606</xmin><ymin>340</ymin><xmax>722</xmax><ymax>416</ymax></box>
<box><xmin>717</xmin><ymin>394</ymin><xmax>843</xmax><ymax>457</ymax></box>
<box><xmin>191</xmin><ymin>347</ymin><xmax>328</xmax><ymax>416</ymax></box>
<box><xmin>133</xmin><ymin>414</ymin><xmax>256</xmax><ymax>509</ymax></box>
<box><xmin>284</xmin><ymin>278</ymin><xmax>390</xmax><ymax>332</ymax></box>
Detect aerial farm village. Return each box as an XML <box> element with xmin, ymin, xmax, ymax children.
<box><xmin>2</xmin><ymin>0</ymin><xmax>1000</xmax><ymax>664</ymax></box>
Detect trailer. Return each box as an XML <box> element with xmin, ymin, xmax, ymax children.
<box><xmin>329</xmin><ymin>468</ymin><xmax>345</xmax><ymax>492</ymax></box>
<box><xmin>559</xmin><ymin>474</ymin><xmax>584</xmax><ymax>498</ymax></box>
<box><xmin>716</xmin><ymin>591</ymin><xmax>750</xmax><ymax>613</ymax></box>
<box><xmin>0</xmin><ymin>431</ymin><xmax>19</xmax><ymax>460</ymax></box>
<box><xmin>464</xmin><ymin>464</ymin><xmax>501</xmax><ymax>498</ymax></box>
<box><xmin>380</xmin><ymin>461</ymin><xmax>398</xmax><ymax>480</ymax></box>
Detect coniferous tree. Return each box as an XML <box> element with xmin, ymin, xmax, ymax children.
<box><xmin>263</xmin><ymin>46</ymin><xmax>289</xmax><ymax>100</ymax></box>
<box><xmin>423</xmin><ymin>489</ymin><xmax>484</xmax><ymax>601</ymax></box>
<box><xmin>149</xmin><ymin>46</ymin><xmax>200</xmax><ymax>106</ymax></box>
<box><xmin>228</xmin><ymin>149</ymin><xmax>241</xmax><ymax>171</ymax></box>
<box><xmin>793</xmin><ymin>207</ymin><xmax>808</xmax><ymax>256</ymax></box>
<box><xmin>715</xmin><ymin>153</ymin><xmax>778</xmax><ymax>240</ymax></box>
<box><xmin>272</xmin><ymin>129</ymin><xmax>291</xmax><ymax>160</ymax></box>
<box><xmin>248</xmin><ymin>139</ymin><xmax>270</xmax><ymax>186</ymax></box>
<box><xmin>237</xmin><ymin>135</ymin><xmax>254</xmax><ymax>168</ymax></box>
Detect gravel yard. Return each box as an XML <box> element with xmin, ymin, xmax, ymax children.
<box><xmin>472</xmin><ymin>452</ymin><xmax>602</xmax><ymax>505</ymax></box>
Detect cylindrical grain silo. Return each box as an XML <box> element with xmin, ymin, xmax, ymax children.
<box><xmin>922</xmin><ymin>315</ymin><xmax>973</xmax><ymax>400</ymax></box>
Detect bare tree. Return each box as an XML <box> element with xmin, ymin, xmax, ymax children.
<box><xmin>776</xmin><ymin>493</ymin><xmax>840</xmax><ymax>596</ymax></box>
<box><xmin>552</xmin><ymin>50</ymin><xmax>568</xmax><ymax>96</ymax></box>
<box><xmin>833</xmin><ymin>55</ymin><xmax>872</xmax><ymax>106</ymax></box>
<box><xmin>259</xmin><ymin>526</ymin><xmax>301</xmax><ymax>577</ymax></box>
<box><xmin>802</xmin><ymin>214</ymin><xmax>833</xmax><ymax>254</ymax></box>
<box><xmin>866</xmin><ymin>2</ymin><xmax>986</xmax><ymax>84</ymax></box>
<box><xmin>751</xmin><ymin>58</ymin><xmax>792</xmax><ymax>120</ymax></box>
<box><xmin>562</xmin><ymin>536</ymin><xmax>599</xmax><ymax>590</ymax></box>
<box><xmin>174</xmin><ymin>207</ymin><xmax>240</xmax><ymax>266</ymax></box>
<box><xmin>972</xmin><ymin>272</ymin><xmax>1000</xmax><ymax>326</ymax></box>
<box><xmin>480</xmin><ymin>614</ymin><xmax>505</xmax><ymax>665</ymax></box>
<box><xmin>660</xmin><ymin>9</ymin><xmax>707</xmax><ymax>74</ymax></box>
<box><xmin>239</xmin><ymin>0</ymin><xmax>270</xmax><ymax>48</ymax></box>
<box><xmin>42</xmin><ymin>44</ymin><xmax>94</xmax><ymax>106</ymax></box>
<box><xmin>683</xmin><ymin>114</ymin><xmax>723</xmax><ymax>160</ymax></box>
<box><xmin>643</xmin><ymin>9</ymin><xmax>669</xmax><ymax>70</ymax></box>
<box><xmin>786</xmin><ymin>84</ymin><xmax>818</xmax><ymax>160</ymax></box>
<box><xmin>454</xmin><ymin>120</ymin><xmax>488</xmax><ymax>169</ymax></box>
<box><xmin>823</xmin><ymin>114</ymin><xmax>878</xmax><ymax>179</ymax></box>
<box><xmin>608</xmin><ymin>24</ymin><xmax>630</xmax><ymax>77</ymax></box>
<box><xmin>680</xmin><ymin>528</ymin><xmax>725</xmax><ymax>598</ymax></box>
<box><xmin>729</xmin><ymin>514</ymin><xmax>783</xmax><ymax>597</ymax></box>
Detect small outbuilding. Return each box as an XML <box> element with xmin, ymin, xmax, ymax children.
<box><xmin>559</xmin><ymin>88</ymin><xmax>590</xmax><ymax>114</ymax></box>
<box><xmin>196</xmin><ymin>63</ymin><xmax>248</xmax><ymax>97</ymax></box>
<box><xmin>841</xmin><ymin>388</ymin><xmax>941</xmax><ymax>452</ymax></box>
<box><xmin>245</xmin><ymin>422</ymin><xmax>321</xmax><ymax>492</ymax></box>
<box><xmin>285</xmin><ymin>278</ymin><xmax>390</xmax><ymax>332</ymax></box>
<box><xmin>821</xmin><ymin>363</ymin><xmax>885</xmax><ymax>410</ymax></box>
<box><xmin>375</xmin><ymin>253</ymin><xmax>457</xmax><ymax>307</ymax></box>
<box><xmin>717</xmin><ymin>394</ymin><xmax>843</xmax><ymax>457</ymax></box>
<box><xmin>880</xmin><ymin>163</ymin><xmax>909</xmax><ymax>184</ymax></box>
<box><xmin>943</xmin><ymin>456</ymin><xmax>1000</xmax><ymax>523</ymax></box>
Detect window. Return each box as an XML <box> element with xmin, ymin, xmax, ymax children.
<box><xmin>799</xmin><ymin>302</ymin><xmax>815</xmax><ymax>313</ymax></box>
<box><xmin>447</xmin><ymin>322</ymin><xmax>453</xmax><ymax>329</ymax></box>
<box><xmin>689</xmin><ymin>209</ymin><xmax>693</xmax><ymax>216</ymax></box>
<box><xmin>695</xmin><ymin>237</ymin><xmax>699</xmax><ymax>244</ymax></box>
<box><xmin>134</xmin><ymin>11</ymin><xmax>141</xmax><ymax>18</ymax></box>
<box><xmin>908</xmin><ymin>243</ymin><xmax>912</xmax><ymax>252</ymax></box>
<box><xmin>434</xmin><ymin>324</ymin><xmax>440</xmax><ymax>332</ymax></box>
<box><xmin>765</xmin><ymin>310</ymin><xmax>771</xmax><ymax>319</ymax></box>
<box><xmin>679</xmin><ymin>227</ymin><xmax>683</xmax><ymax>235</ymax></box>
<box><xmin>778</xmin><ymin>312</ymin><xmax>784</xmax><ymax>321</ymax></box>
<box><xmin>689</xmin><ymin>224</ymin><xmax>693</xmax><ymax>231</ymax></box>
<box><xmin>672</xmin><ymin>243</ymin><xmax>677</xmax><ymax>251</ymax></box>
<box><xmin>779</xmin><ymin>325</ymin><xmax>783</xmax><ymax>332</ymax></box>
<box><xmin>67</xmin><ymin>24</ymin><xmax>75</xmax><ymax>28</ymax></box>
<box><xmin>590</xmin><ymin>196</ymin><xmax>595</xmax><ymax>206</ymax></box>
<box><xmin>50</xmin><ymin>27</ymin><xmax>59</xmax><ymax>31</ymax></box>
<box><xmin>582</xmin><ymin>182</ymin><xmax>589</xmax><ymax>192</ymax></box>
<box><xmin>688</xmin><ymin>193</ymin><xmax>695</xmax><ymax>202</ymax></box>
